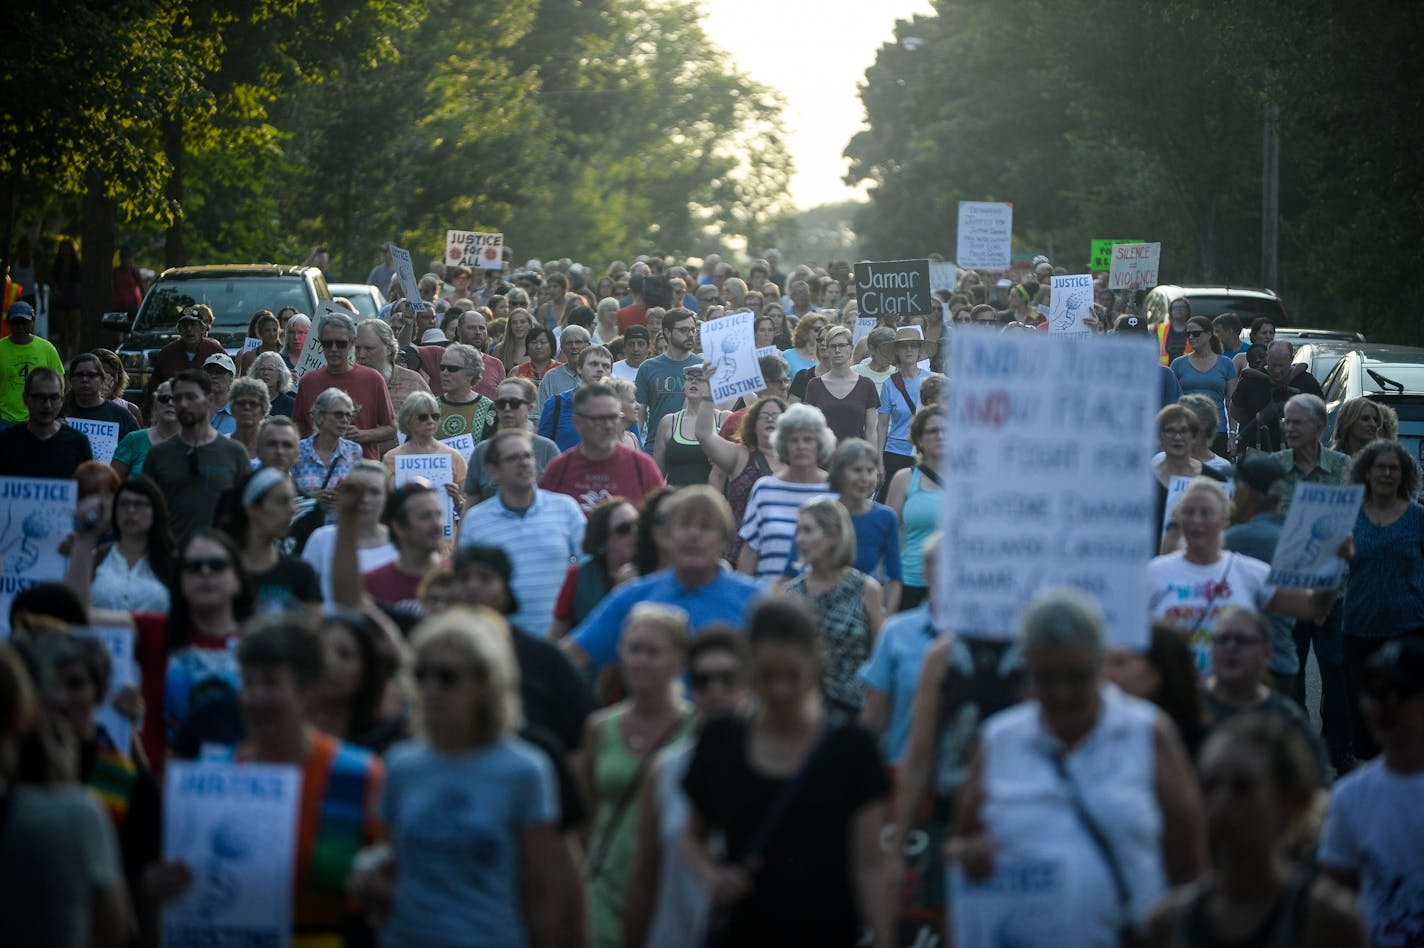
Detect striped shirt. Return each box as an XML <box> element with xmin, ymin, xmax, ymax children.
<box><xmin>737</xmin><ymin>476</ymin><xmax>832</xmax><ymax>585</ymax></box>
<box><xmin>459</xmin><ymin>489</ymin><xmax>586</xmax><ymax>636</ymax></box>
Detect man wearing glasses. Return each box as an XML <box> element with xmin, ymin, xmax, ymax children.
<box><xmin>464</xmin><ymin>377</ymin><xmax>561</xmax><ymax>503</ymax></box>
<box><xmin>0</xmin><ymin>367</ymin><xmax>92</xmax><ymax>477</ymax></box>
<box><xmin>144</xmin><ymin>370</ymin><xmax>250</xmax><ymax>541</ymax></box>
<box><xmin>291</xmin><ymin>310</ymin><xmax>395</xmax><ymax>459</ymax></box>
<box><xmin>635</xmin><ymin>308</ymin><xmax>702</xmax><ymax>450</ymax></box>
<box><xmin>540</xmin><ymin>381</ymin><xmax>664</xmax><ymax>513</ymax></box>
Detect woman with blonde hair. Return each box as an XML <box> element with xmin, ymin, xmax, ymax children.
<box><xmin>1330</xmin><ymin>396</ymin><xmax>1398</xmax><ymax>457</ymax></box>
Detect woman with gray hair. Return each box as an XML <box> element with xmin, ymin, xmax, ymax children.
<box><xmin>248</xmin><ymin>350</ymin><xmax>296</xmax><ymax>417</ymax></box>
<box><xmin>592</xmin><ymin>296</ymin><xmax>620</xmax><ymax>345</ymax></box>
<box><xmin>281</xmin><ymin>312</ymin><xmax>311</xmax><ymax>367</ymax></box>
<box><xmin>227</xmin><ymin>376</ymin><xmax>271</xmax><ymax>458</ymax></box>
<box><xmin>355</xmin><ymin>316</ymin><xmax>431</xmax><ymax>456</ymax></box>
<box><xmin>735</xmin><ymin>402</ymin><xmax>833</xmax><ymax>585</ymax></box>
<box><xmin>947</xmin><ymin>588</ymin><xmax>1206</xmax><ymax>947</ymax></box>
<box><xmin>292</xmin><ymin>387</ymin><xmax>364</xmax><ymax>522</ymax></box>
<box><xmin>381</xmin><ymin>390</ymin><xmax>469</xmax><ymax>517</ymax></box>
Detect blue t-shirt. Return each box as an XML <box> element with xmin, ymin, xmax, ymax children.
<box><xmin>859</xmin><ymin>604</ymin><xmax>938</xmax><ymax>764</ymax></box>
<box><xmin>878</xmin><ymin>371</ymin><xmax>925</xmax><ymax>456</ymax></box>
<box><xmin>537</xmin><ymin>388</ymin><xmax>581</xmax><ymax>451</ymax></box>
<box><xmin>1344</xmin><ymin>503</ymin><xmax>1424</xmax><ymax>639</ymax></box>
<box><xmin>852</xmin><ymin>503</ymin><xmax>903</xmax><ymax>583</ymax></box>
<box><xmin>780</xmin><ymin>347</ymin><xmax>817</xmax><ymax>380</ymax></box>
<box><xmin>635</xmin><ymin>353</ymin><xmax>702</xmax><ymax>450</ymax></box>
<box><xmin>1169</xmin><ymin>354</ymin><xmax>1238</xmax><ymax>433</ymax></box>
<box><xmin>1157</xmin><ymin>365</ymin><xmax>1183</xmax><ymax>410</ymax></box>
<box><xmin>571</xmin><ymin>568</ymin><xmax>763</xmax><ymax>668</ymax></box>
<box><xmin>380</xmin><ymin>737</ymin><xmax>558</xmax><ymax>948</ymax></box>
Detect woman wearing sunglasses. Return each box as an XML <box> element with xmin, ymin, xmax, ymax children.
<box><xmin>548</xmin><ymin>497</ymin><xmax>640</xmax><ymax>640</ymax></box>
<box><xmin>1170</xmin><ymin>315</ymin><xmax>1239</xmax><ymax>456</ymax></box>
<box><xmin>292</xmin><ymin>387</ymin><xmax>364</xmax><ymax>525</ymax></box>
<box><xmin>112</xmin><ymin>379</ymin><xmax>179</xmax><ymax>479</ymax></box>
<box><xmin>381</xmin><ymin>390</ymin><xmax>469</xmax><ymax>496</ymax></box>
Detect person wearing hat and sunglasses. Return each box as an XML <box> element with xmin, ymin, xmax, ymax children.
<box><xmin>144</xmin><ymin>304</ymin><xmax>225</xmax><ymax>411</ymax></box>
<box><xmin>0</xmin><ymin>300</ymin><xmax>64</xmax><ymax>426</ymax></box>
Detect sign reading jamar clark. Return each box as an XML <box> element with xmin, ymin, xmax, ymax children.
<box><xmin>854</xmin><ymin>259</ymin><xmax>932</xmax><ymax>320</ymax></box>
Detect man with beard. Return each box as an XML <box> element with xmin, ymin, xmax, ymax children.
<box><xmin>144</xmin><ymin>370</ymin><xmax>250</xmax><ymax>541</ymax></box>
<box><xmin>0</xmin><ymin>367</ymin><xmax>92</xmax><ymax>477</ymax></box>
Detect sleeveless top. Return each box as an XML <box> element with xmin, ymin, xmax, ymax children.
<box><xmin>902</xmin><ymin>467</ymin><xmax>940</xmax><ymax>587</ymax></box>
<box><xmin>724</xmin><ymin>450</ymin><xmax>772</xmax><ymax>562</ymax></box>
<box><xmin>664</xmin><ymin>410</ymin><xmax>714</xmax><ymax>486</ymax></box>
<box><xmin>932</xmin><ymin>638</ymin><xmax>1025</xmax><ymax>816</ymax></box>
<box><xmin>1171</xmin><ymin>868</ymin><xmax>1317</xmax><ymax>948</ymax></box>
<box><xmin>783</xmin><ymin>569</ymin><xmax>873</xmax><ymax>717</ymax></box>
<box><xmin>572</xmin><ymin>558</ymin><xmax>614</xmax><ymax>627</ymax></box>
<box><xmin>972</xmin><ymin>686</ymin><xmax>1164</xmax><ymax>941</ymax></box>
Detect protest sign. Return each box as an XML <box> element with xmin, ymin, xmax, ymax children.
<box><xmin>390</xmin><ymin>243</ymin><xmax>420</xmax><ymax>301</ymax></box>
<box><xmin>956</xmin><ymin>202</ymin><xmax>1013</xmax><ymax>270</ymax></box>
<box><xmin>76</xmin><ymin>625</ymin><xmax>136</xmax><ymax>754</ymax></box>
<box><xmin>1089</xmin><ymin>238</ymin><xmax>1142</xmax><ymax>272</ymax></box>
<box><xmin>951</xmin><ymin>861</ymin><xmax>1070</xmax><ymax>947</ymax></box>
<box><xmin>754</xmin><ymin>344</ymin><xmax>780</xmax><ymax>359</ymax></box>
<box><xmin>1047</xmin><ymin>274</ymin><xmax>1095</xmax><ymax>338</ymax></box>
<box><xmin>0</xmin><ymin>477</ymin><xmax>77</xmax><ymax>637</ymax></box>
<box><xmin>1269</xmin><ymin>483</ymin><xmax>1364</xmax><ymax>589</ymax></box>
<box><xmin>937</xmin><ymin>332</ymin><xmax>1158</xmax><ymax>647</ymax></box>
<box><xmin>929</xmin><ymin>261</ymin><xmax>959</xmax><ymax>293</ymax></box>
<box><xmin>1108</xmin><ymin>242</ymin><xmax>1162</xmax><ymax>290</ymax></box>
<box><xmin>854</xmin><ymin>259</ymin><xmax>932</xmax><ymax>321</ymax></box>
<box><xmin>68</xmin><ymin>418</ymin><xmax>120</xmax><ymax>464</ymax></box>
<box><xmin>700</xmin><ymin>309</ymin><xmax>764</xmax><ymax>403</ymax></box>
<box><xmin>439</xmin><ymin>432</ymin><xmax>475</xmax><ymax>459</ymax></box>
<box><xmin>853</xmin><ymin>317</ymin><xmax>878</xmax><ymax>347</ymax></box>
<box><xmin>293</xmin><ymin>328</ymin><xmax>326</xmax><ymax>378</ymax></box>
<box><xmin>395</xmin><ymin>453</ymin><xmax>456</xmax><ymax>540</ymax></box>
<box><xmin>242</xmin><ymin>337</ymin><xmax>262</xmax><ymax>353</ymax></box>
<box><xmin>1161</xmin><ymin>474</ymin><xmax>1235</xmax><ymax>542</ymax></box>
<box><xmin>445</xmin><ymin>230</ymin><xmax>504</xmax><ymax>270</ymax></box>
<box><xmin>162</xmin><ymin>761</ymin><xmax>301</xmax><ymax>948</ymax></box>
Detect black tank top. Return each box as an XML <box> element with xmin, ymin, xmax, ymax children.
<box><xmin>1172</xmin><ymin>868</ymin><xmax>1317</xmax><ymax>948</ymax></box>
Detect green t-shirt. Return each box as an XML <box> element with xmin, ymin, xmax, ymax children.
<box><xmin>0</xmin><ymin>335</ymin><xmax>64</xmax><ymax>423</ymax></box>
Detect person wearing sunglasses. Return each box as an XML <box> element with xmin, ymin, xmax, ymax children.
<box><xmin>112</xmin><ymin>378</ymin><xmax>180</xmax><ymax>478</ymax></box>
<box><xmin>143</xmin><ymin>304</ymin><xmax>225</xmax><ymax>411</ymax></box>
<box><xmin>143</xmin><ymin>370</ymin><xmax>251</xmax><ymax>542</ymax></box>
<box><xmin>292</xmin><ymin>310</ymin><xmax>395</xmax><ymax>460</ymax></box>
<box><xmin>354</xmin><ymin>317</ymin><xmax>431</xmax><ymax>457</ymax></box>
<box><xmin>548</xmin><ymin>497</ymin><xmax>641</xmax><ymax>640</ymax></box>
<box><xmin>383</xmin><ymin>390</ymin><xmax>470</xmax><ymax>496</ymax></box>
<box><xmin>464</xmin><ymin>377</ymin><xmax>562</xmax><ymax>503</ymax></box>
<box><xmin>435</xmin><ymin>341</ymin><xmax>497</xmax><ymax>442</ymax></box>
<box><xmin>1168</xmin><ymin>315</ymin><xmax>1238</xmax><ymax>457</ymax></box>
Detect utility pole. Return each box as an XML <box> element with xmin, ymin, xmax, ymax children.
<box><xmin>1261</xmin><ymin>69</ymin><xmax>1280</xmax><ymax>292</ymax></box>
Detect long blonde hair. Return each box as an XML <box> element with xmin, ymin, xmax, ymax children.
<box><xmin>410</xmin><ymin>607</ymin><xmax>521</xmax><ymax>745</ymax></box>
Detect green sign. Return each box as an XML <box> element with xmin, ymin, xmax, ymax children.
<box><xmin>1089</xmin><ymin>239</ymin><xmax>1143</xmax><ymax>272</ymax></box>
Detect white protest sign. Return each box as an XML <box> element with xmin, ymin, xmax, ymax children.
<box><xmin>754</xmin><ymin>344</ymin><xmax>781</xmax><ymax>359</ymax></box>
<box><xmin>930</xmin><ymin>261</ymin><xmax>960</xmax><ymax>293</ymax></box>
<box><xmin>1161</xmin><ymin>474</ymin><xmax>1234</xmax><ymax>543</ymax></box>
<box><xmin>853</xmin><ymin>317</ymin><xmax>878</xmax><ymax>347</ymax></box>
<box><xmin>700</xmin><ymin>310</ymin><xmax>765</xmax><ymax>403</ymax></box>
<box><xmin>1048</xmin><ymin>274</ymin><xmax>1095</xmax><ymax>338</ymax></box>
<box><xmin>1269</xmin><ymin>482</ymin><xmax>1364</xmax><ymax>589</ymax></box>
<box><xmin>395</xmin><ymin>453</ymin><xmax>456</xmax><ymax>540</ymax></box>
<box><xmin>67</xmin><ymin>418</ymin><xmax>120</xmax><ymax>464</ymax></box>
<box><xmin>957</xmin><ymin>201</ymin><xmax>1013</xmax><ymax>271</ymax></box>
<box><xmin>390</xmin><ymin>244</ymin><xmax>420</xmax><ymax>301</ymax></box>
<box><xmin>1108</xmin><ymin>241</ymin><xmax>1162</xmax><ymax>290</ymax></box>
<box><xmin>445</xmin><ymin>230</ymin><xmax>504</xmax><ymax>270</ymax></box>
<box><xmin>439</xmin><ymin>432</ymin><xmax>476</xmax><ymax>459</ymax></box>
<box><xmin>76</xmin><ymin>626</ymin><xmax>136</xmax><ymax>755</ymax></box>
<box><xmin>951</xmin><ymin>861</ymin><xmax>1069</xmax><ymax>947</ymax></box>
<box><xmin>242</xmin><ymin>337</ymin><xmax>262</xmax><ymax>352</ymax></box>
<box><xmin>0</xmin><ymin>477</ymin><xmax>77</xmax><ymax>637</ymax></box>
<box><xmin>292</xmin><ymin>328</ymin><xmax>326</xmax><ymax>378</ymax></box>
<box><xmin>937</xmin><ymin>332</ymin><xmax>1158</xmax><ymax>646</ymax></box>
<box><xmin>162</xmin><ymin>761</ymin><xmax>301</xmax><ymax>948</ymax></box>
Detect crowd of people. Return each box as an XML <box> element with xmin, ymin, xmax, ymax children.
<box><xmin>0</xmin><ymin>247</ymin><xmax>1421</xmax><ymax>948</ymax></box>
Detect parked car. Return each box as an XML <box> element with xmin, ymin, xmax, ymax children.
<box><xmin>1292</xmin><ymin>341</ymin><xmax>1371</xmax><ymax>386</ymax></box>
<box><xmin>109</xmin><ymin>264</ymin><xmax>330</xmax><ymax>402</ymax></box>
<box><xmin>1319</xmin><ymin>345</ymin><xmax>1424</xmax><ymax>463</ymax></box>
<box><xmin>1142</xmin><ymin>285</ymin><xmax>1293</xmax><ymax>327</ymax></box>
<box><xmin>328</xmin><ymin>282</ymin><xmax>386</xmax><ymax>320</ymax></box>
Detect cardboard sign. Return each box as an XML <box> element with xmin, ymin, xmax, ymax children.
<box><xmin>162</xmin><ymin>762</ymin><xmax>301</xmax><ymax>948</ymax></box>
<box><xmin>0</xmin><ymin>477</ymin><xmax>77</xmax><ymax>637</ymax></box>
<box><xmin>1108</xmin><ymin>242</ymin><xmax>1161</xmax><ymax>290</ymax></box>
<box><xmin>242</xmin><ymin>337</ymin><xmax>263</xmax><ymax>352</ymax></box>
<box><xmin>68</xmin><ymin>418</ymin><xmax>120</xmax><ymax>464</ymax></box>
<box><xmin>445</xmin><ymin>230</ymin><xmax>504</xmax><ymax>270</ymax></box>
<box><xmin>852</xmin><ymin>317</ymin><xmax>878</xmax><ymax>347</ymax></box>
<box><xmin>1047</xmin><ymin>274</ymin><xmax>1095</xmax><ymax>338</ymax></box>
<box><xmin>956</xmin><ymin>202</ymin><xmax>1013</xmax><ymax>270</ymax></box>
<box><xmin>854</xmin><ymin>259</ymin><xmax>932</xmax><ymax>320</ymax></box>
<box><xmin>292</xmin><ymin>326</ymin><xmax>326</xmax><ymax>378</ymax></box>
<box><xmin>929</xmin><ymin>261</ymin><xmax>960</xmax><ymax>293</ymax></box>
<box><xmin>1269</xmin><ymin>482</ymin><xmax>1364</xmax><ymax>589</ymax></box>
<box><xmin>76</xmin><ymin>625</ymin><xmax>136</xmax><ymax>755</ymax></box>
<box><xmin>390</xmin><ymin>243</ymin><xmax>420</xmax><ymax>301</ymax></box>
<box><xmin>700</xmin><ymin>310</ymin><xmax>765</xmax><ymax>403</ymax></box>
<box><xmin>1090</xmin><ymin>238</ymin><xmax>1143</xmax><ymax>272</ymax></box>
<box><xmin>394</xmin><ymin>453</ymin><xmax>456</xmax><ymax>540</ymax></box>
<box><xmin>937</xmin><ymin>332</ymin><xmax>1159</xmax><ymax>647</ymax></box>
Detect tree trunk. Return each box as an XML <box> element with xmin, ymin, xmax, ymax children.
<box><xmin>164</xmin><ymin>116</ymin><xmax>185</xmax><ymax>268</ymax></box>
<box><xmin>80</xmin><ymin>170</ymin><xmax>116</xmax><ymax>357</ymax></box>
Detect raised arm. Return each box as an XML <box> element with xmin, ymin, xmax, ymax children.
<box><xmin>691</xmin><ymin>385</ymin><xmax>748</xmax><ymax>476</ymax></box>
<box><xmin>329</xmin><ymin>479</ymin><xmax>366</xmax><ymax>612</ymax></box>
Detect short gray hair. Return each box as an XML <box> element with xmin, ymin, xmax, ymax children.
<box><xmin>360</xmin><ymin>317</ymin><xmax>398</xmax><ymax>364</ymax></box>
<box><xmin>771</xmin><ymin>403</ymin><xmax>836</xmax><ymax>466</ymax></box>
<box><xmin>247</xmin><ymin>350</ymin><xmax>293</xmax><ymax>394</ymax></box>
<box><xmin>313</xmin><ymin>386</ymin><xmax>355</xmax><ymax>416</ymax></box>
<box><xmin>1285</xmin><ymin>393</ymin><xmax>1326</xmax><ymax>429</ymax></box>
<box><xmin>446</xmin><ymin>342</ymin><xmax>485</xmax><ymax>379</ymax></box>
<box><xmin>1020</xmin><ymin>586</ymin><xmax>1105</xmax><ymax>660</ymax></box>
<box><xmin>560</xmin><ymin>325</ymin><xmax>591</xmax><ymax>349</ymax></box>
<box><xmin>398</xmin><ymin>390</ymin><xmax>440</xmax><ymax>436</ymax></box>
<box><xmin>1177</xmin><ymin>393</ymin><xmax>1219</xmax><ymax>437</ymax></box>
<box><xmin>315</xmin><ymin>310</ymin><xmax>358</xmax><ymax>342</ymax></box>
<box><xmin>596</xmin><ymin>297</ymin><xmax>619</xmax><ymax>317</ymax></box>
<box><xmin>229</xmin><ymin>377</ymin><xmax>271</xmax><ymax>416</ymax></box>
<box><xmin>828</xmin><ymin>438</ymin><xmax>878</xmax><ymax>493</ymax></box>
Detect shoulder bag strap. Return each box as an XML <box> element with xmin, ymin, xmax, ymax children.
<box><xmin>1048</xmin><ymin>750</ymin><xmax>1137</xmax><ymax>936</ymax></box>
<box><xmin>892</xmin><ymin>373</ymin><xmax>917</xmax><ymax>414</ymax></box>
<box><xmin>751</xmin><ymin>450</ymin><xmax>774</xmax><ymax>478</ymax></box>
<box><xmin>738</xmin><ymin>724</ymin><xmax>838</xmax><ymax>866</ymax></box>
<box><xmin>585</xmin><ymin>714</ymin><xmax>686</xmax><ymax>878</ymax></box>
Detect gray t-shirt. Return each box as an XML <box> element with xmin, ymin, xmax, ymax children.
<box><xmin>0</xmin><ymin>786</ymin><xmax>122</xmax><ymax>948</ymax></box>
<box><xmin>463</xmin><ymin>433</ymin><xmax>562</xmax><ymax>502</ymax></box>
<box><xmin>145</xmin><ymin>434</ymin><xmax>251</xmax><ymax>542</ymax></box>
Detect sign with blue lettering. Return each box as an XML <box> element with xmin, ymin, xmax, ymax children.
<box><xmin>394</xmin><ymin>453</ymin><xmax>456</xmax><ymax>540</ymax></box>
<box><xmin>1269</xmin><ymin>482</ymin><xmax>1363</xmax><ymax>589</ymax></box>
<box><xmin>854</xmin><ymin>259</ymin><xmax>932</xmax><ymax>321</ymax></box>
<box><xmin>68</xmin><ymin>418</ymin><xmax>120</xmax><ymax>464</ymax></box>
<box><xmin>0</xmin><ymin>476</ymin><xmax>77</xmax><ymax>638</ymax></box>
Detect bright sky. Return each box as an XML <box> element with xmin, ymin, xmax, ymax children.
<box><xmin>702</xmin><ymin>0</ymin><xmax>935</xmax><ymax>210</ymax></box>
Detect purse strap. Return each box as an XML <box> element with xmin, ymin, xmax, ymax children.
<box><xmin>586</xmin><ymin>714</ymin><xmax>686</xmax><ymax>878</ymax></box>
<box><xmin>739</xmin><ymin>723</ymin><xmax>837</xmax><ymax>866</ymax></box>
<box><xmin>891</xmin><ymin>372</ymin><xmax>917</xmax><ymax>414</ymax></box>
<box><xmin>1048</xmin><ymin>750</ymin><xmax>1135</xmax><ymax>931</ymax></box>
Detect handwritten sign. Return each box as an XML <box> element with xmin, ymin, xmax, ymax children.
<box><xmin>292</xmin><ymin>327</ymin><xmax>326</xmax><ymax>378</ymax></box>
<box><xmin>394</xmin><ymin>453</ymin><xmax>456</xmax><ymax>540</ymax></box>
<box><xmin>1090</xmin><ymin>238</ymin><xmax>1142</xmax><ymax>272</ymax></box>
<box><xmin>957</xmin><ymin>202</ymin><xmax>1013</xmax><ymax>271</ymax></box>
<box><xmin>1269</xmin><ymin>482</ymin><xmax>1363</xmax><ymax>589</ymax></box>
<box><xmin>937</xmin><ymin>332</ymin><xmax>1158</xmax><ymax>647</ymax></box>
<box><xmin>68</xmin><ymin>418</ymin><xmax>120</xmax><ymax>464</ymax></box>
<box><xmin>76</xmin><ymin>626</ymin><xmax>136</xmax><ymax>755</ymax></box>
<box><xmin>854</xmin><ymin>259</ymin><xmax>932</xmax><ymax>321</ymax></box>
<box><xmin>700</xmin><ymin>310</ymin><xmax>764</xmax><ymax>403</ymax></box>
<box><xmin>445</xmin><ymin>230</ymin><xmax>504</xmax><ymax>270</ymax></box>
<box><xmin>0</xmin><ymin>477</ymin><xmax>77</xmax><ymax>637</ymax></box>
<box><xmin>930</xmin><ymin>261</ymin><xmax>960</xmax><ymax>293</ymax></box>
<box><xmin>162</xmin><ymin>761</ymin><xmax>301</xmax><ymax>948</ymax></box>
<box><xmin>390</xmin><ymin>243</ymin><xmax>420</xmax><ymax>301</ymax></box>
<box><xmin>1108</xmin><ymin>242</ymin><xmax>1162</xmax><ymax>290</ymax></box>
<box><xmin>1047</xmin><ymin>274</ymin><xmax>1095</xmax><ymax>338</ymax></box>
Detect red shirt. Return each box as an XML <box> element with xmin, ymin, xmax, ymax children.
<box><xmin>293</xmin><ymin>364</ymin><xmax>395</xmax><ymax>459</ymax></box>
<box><xmin>616</xmin><ymin>304</ymin><xmax>649</xmax><ymax>335</ymax></box>
<box><xmin>476</xmin><ymin>352</ymin><xmax>506</xmax><ymax>398</ymax></box>
<box><xmin>362</xmin><ymin>561</ymin><xmax>427</xmax><ymax>613</ymax></box>
<box><xmin>539</xmin><ymin>443</ymin><xmax>665</xmax><ymax>512</ymax></box>
<box><xmin>134</xmin><ymin>612</ymin><xmax>241</xmax><ymax>774</ymax></box>
<box><xmin>146</xmin><ymin>338</ymin><xmax>226</xmax><ymax>397</ymax></box>
<box><xmin>417</xmin><ymin>345</ymin><xmax>446</xmax><ymax>395</ymax></box>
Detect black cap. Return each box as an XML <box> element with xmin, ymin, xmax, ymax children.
<box><xmin>1113</xmin><ymin>314</ymin><xmax>1147</xmax><ymax>334</ymax></box>
<box><xmin>623</xmin><ymin>324</ymin><xmax>650</xmax><ymax>341</ymax></box>
<box><xmin>1234</xmin><ymin>454</ymin><xmax>1287</xmax><ymax>497</ymax></box>
<box><xmin>452</xmin><ymin>545</ymin><xmax>520</xmax><ymax>616</ymax></box>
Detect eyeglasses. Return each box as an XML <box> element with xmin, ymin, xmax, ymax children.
<box><xmin>320</xmin><ymin>338</ymin><xmax>350</xmax><ymax>349</ymax></box>
<box><xmin>827</xmin><ymin>343</ymin><xmax>851</xmax><ymax>351</ymax></box>
<box><xmin>1185</xmin><ymin>330</ymin><xmax>1209</xmax><ymax>338</ymax></box>
<box><xmin>413</xmin><ymin>412</ymin><xmax>439</xmax><ymax>423</ymax></box>
<box><xmin>232</xmin><ymin>400</ymin><xmax>263</xmax><ymax>410</ymax></box>
<box><xmin>690</xmin><ymin>668</ymin><xmax>738</xmax><ymax>690</ymax></box>
<box><xmin>154</xmin><ymin>394</ymin><xmax>173</xmax><ymax>404</ymax></box>
<box><xmin>610</xmin><ymin>521</ymin><xmax>637</xmax><ymax>537</ymax></box>
<box><xmin>186</xmin><ymin>446</ymin><xmax>200</xmax><ymax>477</ymax></box>
<box><xmin>182</xmin><ymin>557</ymin><xmax>232</xmax><ymax>575</ymax></box>
<box><xmin>116</xmin><ymin>497</ymin><xmax>153</xmax><ymax>511</ymax></box>
<box><xmin>1161</xmin><ymin>426</ymin><xmax>1194</xmax><ymax>437</ymax></box>
<box><xmin>493</xmin><ymin>398</ymin><xmax>529</xmax><ymax>410</ymax></box>
<box><xmin>499</xmin><ymin>451</ymin><xmax>535</xmax><ymax>464</ymax></box>
<box><xmin>440</xmin><ymin>364</ymin><xmax>466</xmax><ymax>372</ymax></box>
<box><xmin>672</xmin><ymin>324</ymin><xmax>698</xmax><ymax>334</ymax></box>
<box><xmin>1212</xmin><ymin>633</ymin><xmax>1260</xmax><ymax>649</ymax></box>
<box><xmin>71</xmin><ymin>371</ymin><xmax>102</xmax><ymax>380</ymax></box>
<box><xmin>323</xmin><ymin>409</ymin><xmax>355</xmax><ymax>420</ymax></box>
<box><xmin>576</xmin><ymin>412</ymin><xmax>624</xmax><ymax>424</ymax></box>
<box><xmin>414</xmin><ymin>664</ymin><xmax>466</xmax><ymax>689</ymax></box>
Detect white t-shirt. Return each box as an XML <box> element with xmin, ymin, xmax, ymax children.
<box><xmin>300</xmin><ymin>525</ymin><xmax>398</xmax><ymax>607</ymax></box>
<box><xmin>1319</xmin><ymin>758</ymin><xmax>1424</xmax><ymax>948</ymax></box>
<box><xmin>611</xmin><ymin>359</ymin><xmax>641</xmax><ymax>383</ymax></box>
<box><xmin>1147</xmin><ymin>550</ymin><xmax>1277</xmax><ymax>676</ymax></box>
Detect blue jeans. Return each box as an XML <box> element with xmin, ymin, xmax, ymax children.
<box><xmin>1291</xmin><ymin>600</ymin><xmax>1351</xmax><ymax>756</ymax></box>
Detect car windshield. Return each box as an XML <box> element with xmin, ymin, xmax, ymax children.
<box><xmin>332</xmin><ymin>289</ymin><xmax>378</xmax><ymax>318</ymax></box>
<box><xmin>1362</xmin><ymin>364</ymin><xmax>1424</xmax><ymax>393</ymax></box>
<box><xmin>133</xmin><ymin>277</ymin><xmax>313</xmax><ymax>332</ymax></box>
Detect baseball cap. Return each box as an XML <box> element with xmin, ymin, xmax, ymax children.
<box><xmin>623</xmin><ymin>325</ymin><xmax>650</xmax><ymax>341</ymax></box>
<box><xmin>6</xmin><ymin>301</ymin><xmax>34</xmax><ymax>322</ymax></box>
<box><xmin>451</xmin><ymin>545</ymin><xmax>521</xmax><ymax>616</ymax></box>
<box><xmin>177</xmin><ymin>308</ymin><xmax>203</xmax><ymax>325</ymax></box>
<box><xmin>1113</xmin><ymin>314</ymin><xmax>1148</xmax><ymax>334</ymax></box>
<box><xmin>202</xmin><ymin>353</ymin><xmax>236</xmax><ymax>375</ymax></box>
<box><xmin>1358</xmin><ymin>638</ymin><xmax>1424</xmax><ymax>697</ymax></box>
<box><xmin>1234</xmin><ymin>454</ymin><xmax>1287</xmax><ymax>496</ymax></box>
